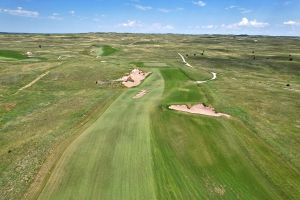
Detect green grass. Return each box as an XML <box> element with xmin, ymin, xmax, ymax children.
<box><xmin>101</xmin><ymin>45</ymin><xmax>118</xmax><ymax>56</ymax></box>
<box><xmin>0</xmin><ymin>50</ymin><xmax>27</xmax><ymax>60</ymax></box>
<box><xmin>150</xmin><ymin>68</ymin><xmax>300</xmax><ymax>199</ymax></box>
<box><xmin>89</xmin><ymin>45</ymin><xmax>118</xmax><ymax>57</ymax></box>
<box><xmin>38</xmin><ymin>69</ymin><xmax>164</xmax><ymax>200</ymax></box>
<box><xmin>0</xmin><ymin>33</ymin><xmax>299</xmax><ymax>200</ymax></box>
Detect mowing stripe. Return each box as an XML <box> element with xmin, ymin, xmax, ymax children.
<box><xmin>38</xmin><ymin>69</ymin><xmax>164</xmax><ymax>200</ymax></box>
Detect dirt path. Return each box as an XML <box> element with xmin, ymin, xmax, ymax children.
<box><xmin>196</xmin><ymin>72</ymin><xmax>217</xmax><ymax>84</ymax></box>
<box><xmin>178</xmin><ymin>53</ymin><xmax>193</xmax><ymax>67</ymax></box>
<box><xmin>18</xmin><ymin>71</ymin><xmax>50</xmax><ymax>92</ymax></box>
<box><xmin>177</xmin><ymin>53</ymin><xmax>217</xmax><ymax>84</ymax></box>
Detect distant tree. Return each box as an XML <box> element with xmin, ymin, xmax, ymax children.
<box><xmin>286</xmin><ymin>84</ymin><xmax>290</xmax><ymax>87</ymax></box>
<box><xmin>186</xmin><ymin>54</ymin><xmax>189</xmax><ymax>57</ymax></box>
<box><xmin>39</xmin><ymin>45</ymin><xmax>42</xmax><ymax>48</ymax></box>
<box><xmin>289</xmin><ymin>58</ymin><xmax>293</xmax><ymax>61</ymax></box>
<box><xmin>194</xmin><ymin>53</ymin><xmax>196</xmax><ymax>56</ymax></box>
<box><xmin>253</xmin><ymin>55</ymin><xmax>256</xmax><ymax>60</ymax></box>
<box><xmin>252</xmin><ymin>51</ymin><xmax>255</xmax><ymax>54</ymax></box>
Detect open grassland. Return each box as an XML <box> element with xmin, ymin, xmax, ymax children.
<box><xmin>0</xmin><ymin>33</ymin><xmax>299</xmax><ymax>200</ymax></box>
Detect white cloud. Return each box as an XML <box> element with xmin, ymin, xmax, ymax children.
<box><xmin>158</xmin><ymin>8</ymin><xmax>171</xmax><ymax>13</ymax></box>
<box><xmin>151</xmin><ymin>23</ymin><xmax>174</xmax><ymax>30</ymax></box>
<box><xmin>117</xmin><ymin>20</ymin><xmax>174</xmax><ymax>33</ymax></box>
<box><xmin>69</xmin><ymin>10</ymin><xmax>75</xmax><ymax>15</ymax></box>
<box><xmin>239</xmin><ymin>8</ymin><xmax>252</xmax><ymax>14</ymax></box>
<box><xmin>226</xmin><ymin>5</ymin><xmax>252</xmax><ymax>14</ymax></box>
<box><xmin>134</xmin><ymin>4</ymin><xmax>152</xmax><ymax>11</ymax></box>
<box><xmin>193</xmin><ymin>1</ymin><xmax>206</xmax><ymax>7</ymax></box>
<box><xmin>0</xmin><ymin>7</ymin><xmax>39</xmax><ymax>17</ymax></box>
<box><xmin>226</xmin><ymin>18</ymin><xmax>269</xmax><ymax>29</ymax></box>
<box><xmin>119</xmin><ymin>20</ymin><xmax>141</xmax><ymax>28</ymax></box>
<box><xmin>158</xmin><ymin>7</ymin><xmax>184</xmax><ymax>13</ymax></box>
<box><xmin>201</xmin><ymin>25</ymin><xmax>217</xmax><ymax>29</ymax></box>
<box><xmin>283</xmin><ymin>20</ymin><xmax>300</xmax><ymax>26</ymax></box>
<box><xmin>226</xmin><ymin>5</ymin><xmax>238</xmax><ymax>10</ymax></box>
<box><xmin>48</xmin><ymin>13</ymin><xmax>63</xmax><ymax>20</ymax></box>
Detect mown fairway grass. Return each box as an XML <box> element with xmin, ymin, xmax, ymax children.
<box><xmin>0</xmin><ymin>50</ymin><xmax>27</xmax><ymax>60</ymax></box>
<box><xmin>38</xmin><ymin>70</ymin><xmax>164</xmax><ymax>199</ymax></box>
<box><xmin>90</xmin><ymin>45</ymin><xmax>118</xmax><ymax>57</ymax></box>
<box><xmin>151</xmin><ymin>68</ymin><xmax>300</xmax><ymax>199</ymax></box>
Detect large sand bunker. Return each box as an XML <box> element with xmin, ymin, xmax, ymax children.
<box><xmin>119</xmin><ymin>69</ymin><xmax>151</xmax><ymax>88</ymax></box>
<box><xmin>169</xmin><ymin>103</ymin><xmax>230</xmax><ymax>118</ymax></box>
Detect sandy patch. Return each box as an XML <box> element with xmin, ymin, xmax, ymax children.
<box><xmin>169</xmin><ymin>103</ymin><xmax>230</xmax><ymax>118</ymax></box>
<box><xmin>133</xmin><ymin>90</ymin><xmax>147</xmax><ymax>99</ymax></box>
<box><xmin>119</xmin><ymin>69</ymin><xmax>151</xmax><ymax>88</ymax></box>
<box><xmin>17</xmin><ymin>71</ymin><xmax>50</xmax><ymax>92</ymax></box>
<box><xmin>3</xmin><ymin>103</ymin><xmax>16</xmax><ymax>111</ymax></box>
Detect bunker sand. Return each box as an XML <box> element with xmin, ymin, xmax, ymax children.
<box><xmin>119</xmin><ymin>69</ymin><xmax>151</xmax><ymax>88</ymax></box>
<box><xmin>133</xmin><ymin>90</ymin><xmax>147</xmax><ymax>99</ymax></box>
<box><xmin>169</xmin><ymin>103</ymin><xmax>230</xmax><ymax>118</ymax></box>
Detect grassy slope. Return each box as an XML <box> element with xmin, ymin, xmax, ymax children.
<box><xmin>38</xmin><ymin>69</ymin><xmax>164</xmax><ymax>200</ymax></box>
<box><xmin>101</xmin><ymin>45</ymin><xmax>118</xmax><ymax>56</ymax></box>
<box><xmin>150</xmin><ymin>67</ymin><xmax>300</xmax><ymax>199</ymax></box>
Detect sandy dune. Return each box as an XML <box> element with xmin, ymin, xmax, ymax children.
<box><xmin>169</xmin><ymin>103</ymin><xmax>230</xmax><ymax>118</ymax></box>
<box><xmin>119</xmin><ymin>69</ymin><xmax>151</xmax><ymax>88</ymax></box>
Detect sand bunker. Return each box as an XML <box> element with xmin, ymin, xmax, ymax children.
<box><xmin>119</xmin><ymin>69</ymin><xmax>151</xmax><ymax>88</ymax></box>
<box><xmin>133</xmin><ymin>90</ymin><xmax>147</xmax><ymax>99</ymax></box>
<box><xmin>169</xmin><ymin>103</ymin><xmax>230</xmax><ymax>118</ymax></box>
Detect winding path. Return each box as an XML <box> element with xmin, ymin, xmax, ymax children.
<box><xmin>18</xmin><ymin>71</ymin><xmax>50</xmax><ymax>92</ymax></box>
<box><xmin>178</xmin><ymin>53</ymin><xmax>193</xmax><ymax>68</ymax></box>
<box><xmin>177</xmin><ymin>53</ymin><xmax>217</xmax><ymax>84</ymax></box>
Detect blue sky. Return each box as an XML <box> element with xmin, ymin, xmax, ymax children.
<box><xmin>0</xmin><ymin>0</ymin><xmax>299</xmax><ymax>36</ymax></box>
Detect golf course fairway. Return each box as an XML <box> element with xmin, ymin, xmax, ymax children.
<box><xmin>38</xmin><ymin>69</ymin><xmax>163</xmax><ymax>200</ymax></box>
